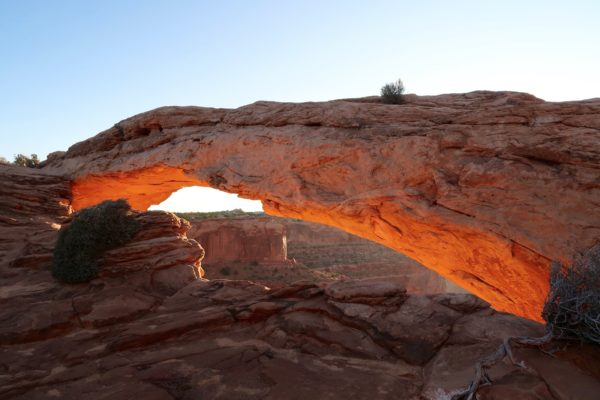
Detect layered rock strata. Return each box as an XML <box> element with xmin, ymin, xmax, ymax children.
<box><xmin>2</xmin><ymin>278</ymin><xmax>599</xmax><ymax>399</ymax></box>
<box><xmin>1</xmin><ymin>166</ymin><xmax>599</xmax><ymax>399</ymax></box>
<box><xmin>0</xmin><ymin>166</ymin><xmax>71</xmax><ymax>274</ymax></box>
<box><xmin>42</xmin><ymin>91</ymin><xmax>600</xmax><ymax>320</ymax></box>
<box><xmin>0</xmin><ymin>165</ymin><xmax>205</xmax><ymax>343</ymax></box>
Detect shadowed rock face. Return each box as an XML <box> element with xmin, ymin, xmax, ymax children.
<box><xmin>41</xmin><ymin>91</ymin><xmax>600</xmax><ymax>320</ymax></box>
<box><xmin>3</xmin><ymin>277</ymin><xmax>600</xmax><ymax>399</ymax></box>
<box><xmin>0</xmin><ymin>166</ymin><xmax>72</xmax><ymax>272</ymax></box>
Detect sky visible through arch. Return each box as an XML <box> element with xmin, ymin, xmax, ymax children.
<box><xmin>2</xmin><ymin>0</ymin><xmax>599</xmax><ymax>211</ymax></box>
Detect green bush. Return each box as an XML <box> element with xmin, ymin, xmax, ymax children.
<box><xmin>220</xmin><ymin>267</ymin><xmax>231</xmax><ymax>276</ymax></box>
<box><xmin>176</xmin><ymin>209</ymin><xmax>264</xmax><ymax>221</ymax></box>
<box><xmin>51</xmin><ymin>199</ymin><xmax>141</xmax><ymax>283</ymax></box>
<box><xmin>13</xmin><ymin>153</ymin><xmax>40</xmax><ymax>168</ymax></box>
<box><xmin>380</xmin><ymin>79</ymin><xmax>405</xmax><ymax>104</ymax></box>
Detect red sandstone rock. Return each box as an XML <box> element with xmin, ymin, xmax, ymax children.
<box><xmin>1</xmin><ymin>277</ymin><xmax>599</xmax><ymax>399</ymax></box>
<box><xmin>0</xmin><ymin>166</ymin><xmax>71</xmax><ymax>274</ymax></box>
<box><xmin>280</xmin><ymin>218</ymin><xmax>452</xmax><ymax>293</ymax></box>
<box><xmin>0</xmin><ymin>165</ymin><xmax>206</xmax><ymax>340</ymax></box>
<box><xmin>41</xmin><ymin>91</ymin><xmax>600</xmax><ymax>320</ymax></box>
<box><xmin>1</xmin><ymin>166</ymin><xmax>599</xmax><ymax>399</ymax></box>
<box><xmin>186</xmin><ymin>216</ymin><xmax>287</xmax><ymax>265</ymax></box>
<box><xmin>99</xmin><ymin>211</ymin><xmax>205</xmax><ymax>282</ymax></box>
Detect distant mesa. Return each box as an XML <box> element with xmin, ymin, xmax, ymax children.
<box><xmin>184</xmin><ymin>212</ymin><xmax>456</xmax><ymax>293</ymax></box>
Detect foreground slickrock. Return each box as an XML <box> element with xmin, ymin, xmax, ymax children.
<box><xmin>41</xmin><ymin>91</ymin><xmax>600</xmax><ymax>320</ymax></box>
<box><xmin>2</xmin><ymin>278</ymin><xmax>600</xmax><ymax>399</ymax></box>
<box><xmin>1</xmin><ymin>166</ymin><xmax>599</xmax><ymax>399</ymax></box>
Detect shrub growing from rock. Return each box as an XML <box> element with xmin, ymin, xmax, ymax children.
<box><xmin>13</xmin><ymin>153</ymin><xmax>40</xmax><ymax>168</ymax></box>
<box><xmin>380</xmin><ymin>79</ymin><xmax>405</xmax><ymax>104</ymax></box>
<box><xmin>543</xmin><ymin>245</ymin><xmax>600</xmax><ymax>345</ymax></box>
<box><xmin>51</xmin><ymin>199</ymin><xmax>141</xmax><ymax>283</ymax></box>
<box><xmin>452</xmin><ymin>244</ymin><xmax>600</xmax><ymax>399</ymax></box>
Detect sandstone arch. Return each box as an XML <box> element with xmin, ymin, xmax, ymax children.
<box><xmin>42</xmin><ymin>91</ymin><xmax>600</xmax><ymax>321</ymax></box>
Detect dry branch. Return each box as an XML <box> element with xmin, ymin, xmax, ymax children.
<box><xmin>450</xmin><ymin>244</ymin><xmax>600</xmax><ymax>399</ymax></box>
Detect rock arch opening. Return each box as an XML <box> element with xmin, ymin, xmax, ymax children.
<box><xmin>144</xmin><ymin>184</ymin><xmax>460</xmax><ymax>294</ymax></box>
<box><xmin>67</xmin><ymin>163</ymin><xmax>550</xmax><ymax>321</ymax></box>
<box><xmin>44</xmin><ymin>93</ymin><xmax>600</xmax><ymax>321</ymax></box>
<box><xmin>149</xmin><ymin>185</ymin><xmax>263</xmax><ymax>213</ymax></box>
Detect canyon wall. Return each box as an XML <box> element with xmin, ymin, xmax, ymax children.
<box><xmin>41</xmin><ymin>92</ymin><xmax>600</xmax><ymax>320</ymax></box>
<box><xmin>281</xmin><ymin>218</ymin><xmax>452</xmax><ymax>293</ymax></box>
<box><xmin>0</xmin><ymin>166</ymin><xmax>71</xmax><ymax>273</ymax></box>
<box><xmin>186</xmin><ymin>215</ymin><xmax>452</xmax><ymax>293</ymax></box>
<box><xmin>187</xmin><ymin>217</ymin><xmax>288</xmax><ymax>265</ymax></box>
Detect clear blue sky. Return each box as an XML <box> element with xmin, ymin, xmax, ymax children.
<box><xmin>1</xmin><ymin>0</ymin><xmax>598</xmax><ymax>211</ymax></box>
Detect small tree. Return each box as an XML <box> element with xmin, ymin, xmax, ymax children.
<box><xmin>380</xmin><ymin>79</ymin><xmax>405</xmax><ymax>104</ymax></box>
<box><xmin>13</xmin><ymin>153</ymin><xmax>40</xmax><ymax>168</ymax></box>
<box><xmin>0</xmin><ymin>156</ymin><xmax>8</xmax><ymax>165</ymax></box>
<box><xmin>51</xmin><ymin>199</ymin><xmax>141</xmax><ymax>283</ymax></box>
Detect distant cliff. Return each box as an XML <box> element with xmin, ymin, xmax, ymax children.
<box><xmin>184</xmin><ymin>214</ymin><xmax>458</xmax><ymax>294</ymax></box>
<box><xmin>187</xmin><ymin>216</ymin><xmax>288</xmax><ymax>265</ymax></box>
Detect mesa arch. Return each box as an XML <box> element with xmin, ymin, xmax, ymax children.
<box><xmin>42</xmin><ymin>91</ymin><xmax>600</xmax><ymax>321</ymax></box>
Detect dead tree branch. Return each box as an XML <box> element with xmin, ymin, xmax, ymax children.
<box><xmin>450</xmin><ymin>243</ymin><xmax>600</xmax><ymax>400</ymax></box>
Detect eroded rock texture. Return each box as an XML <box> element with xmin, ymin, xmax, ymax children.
<box><xmin>1</xmin><ymin>166</ymin><xmax>599</xmax><ymax>399</ymax></box>
<box><xmin>0</xmin><ymin>166</ymin><xmax>71</xmax><ymax>273</ymax></box>
<box><xmin>42</xmin><ymin>91</ymin><xmax>600</xmax><ymax>320</ymax></box>
<box><xmin>2</xmin><ymin>278</ymin><xmax>600</xmax><ymax>400</ymax></box>
<box><xmin>0</xmin><ymin>165</ymin><xmax>205</xmax><ymax>342</ymax></box>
